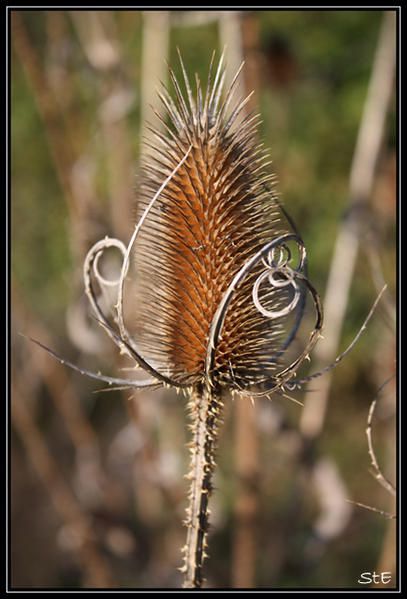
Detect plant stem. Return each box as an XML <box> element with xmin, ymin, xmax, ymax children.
<box><xmin>232</xmin><ymin>398</ymin><xmax>259</xmax><ymax>587</ymax></box>
<box><xmin>182</xmin><ymin>383</ymin><xmax>223</xmax><ymax>588</ymax></box>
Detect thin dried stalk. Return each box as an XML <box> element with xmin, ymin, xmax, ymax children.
<box><xmin>139</xmin><ymin>11</ymin><xmax>170</xmax><ymax>158</ymax></box>
<box><xmin>300</xmin><ymin>11</ymin><xmax>396</xmax><ymax>440</ymax></box>
<box><xmin>11</xmin><ymin>12</ymin><xmax>77</xmax><ymax>221</ymax></box>
<box><xmin>231</xmin><ymin>398</ymin><xmax>259</xmax><ymax>588</ymax></box>
<box><xmin>346</xmin><ymin>500</ymin><xmax>395</xmax><ymax>520</ymax></box>
<box><xmin>12</xmin><ymin>9</ymin><xmax>111</xmax><ymax>288</ymax></box>
<box><xmin>13</xmin><ymin>283</ymin><xmax>100</xmax><ymax>457</ymax></box>
<box><xmin>70</xmin><ymin>10</ymin><xmax>135</xmax><ymax>240</ymax></box>
<box><xmin>366</xmin><ymin>387</ymin><xmax>396</xmax><ymax>497</ymax></box>
<box><xmin>365</xmin><ymin>240</ymin><xmax>396</xmax><ymax>329</ymax></box>
<box><xmin>11</xmin><ymin>384</ymin><xmax>114</xmax><ymax>588</ymax></box>
<box><xmin>219</xmin><ymin>10</ymin><xmax>261</xmax><ymax>588</ymax></box>
<box><xmin>181</xmin><ymin>384</ymin><xmax>223</xmax><ymax>588</ymax></box>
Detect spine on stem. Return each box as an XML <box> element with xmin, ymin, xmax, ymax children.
<box><xmin>182</xmin><ymin>383</ymin><xmax>223</xmax><ymax>588</ymax></box>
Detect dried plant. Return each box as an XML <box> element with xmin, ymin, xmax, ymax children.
<box><xmin>30</xmin><ymin>51</ymin><xmax>386</xmax><ymax>589</ymax></box>
<box><xmin>347</xmin><ymin>374</ymin><xmax>396</xmax><ymax>521</ymax></box>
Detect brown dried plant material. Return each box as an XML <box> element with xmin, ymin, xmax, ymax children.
<box><xmin>134</xmin><ymin>52</ymin><xmax>292</xmax><ymax>389</ymax></box>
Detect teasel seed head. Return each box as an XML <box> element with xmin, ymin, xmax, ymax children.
<box><xmin>133</xmin><ymin>52</ymin><xmax>300</xmax><ymax>393</ymax></box>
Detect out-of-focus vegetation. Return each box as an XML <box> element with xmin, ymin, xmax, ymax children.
<box><xmin>11</xmin><ymin>10</ymin><xmax>396</xmax><ymax>590</ymax></box>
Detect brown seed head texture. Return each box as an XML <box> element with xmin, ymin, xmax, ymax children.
<box><xmin>133</xmin><ymin>55</ymin><xmax>292</xmax><ymax>391</ymax></box>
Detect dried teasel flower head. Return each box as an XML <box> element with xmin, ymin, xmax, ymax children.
<box><xmin>129</xmin><ymin>51</ymin><xmax>322</xmax><ymax>395</ymax></box>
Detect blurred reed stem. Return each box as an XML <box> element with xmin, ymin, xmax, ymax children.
<box><xmin>220</xmin><ymin>10</ymin><xmax>261</xmax><ymax>588</ymax></box>
<box><xmin>300</xmin><ymin>10</ymin><xmax>396</xmax><ymax>441</ymax></box>
<box><xmin>12</xmin><ymin>13</ymin><xmax>78</xmax><ymax>229</ymax></box>
<box><xmin>11</xmin><ymin>381</ymin><xmax>115</xmax><ymax>588</ymax></box>
<box><xmin>70</xmin><ymin>10</ymin><xmax>135</xmax><ymax>241</ymax></box>
<box><xmin>13</xmin><ymin>283</ymin><xmax>105</xmax><ymax>497</ymax></box>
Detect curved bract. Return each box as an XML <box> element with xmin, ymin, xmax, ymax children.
<box><xmin>79</xmin><ymin>228</ymin><xmax>323</xmax><ymax>398</ymax></box>
<box><xmin>204</xmin><ymin>234</ymin><xmax>322</xmax><ymax>393</ymax></box>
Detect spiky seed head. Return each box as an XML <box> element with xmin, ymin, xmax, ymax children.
<box><xmin>132</xmin><ymin>53</ymin><xmax>293</xmax><ymax>391</ymax></box>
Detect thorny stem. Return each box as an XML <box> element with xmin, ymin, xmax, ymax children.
<box><xmin>366</xmin><ymin>394</ymin><xmax>396</xmax><ymax>497</ymax></box>
<box><xmin>346</xmin><ymin>500</ymin><xmax>395</xmax><ymax>520</ymax></box>
<box><xmin>182</xmin><ymin>383</ymin><xmax>223</xmax><ymax>588</ymax></box>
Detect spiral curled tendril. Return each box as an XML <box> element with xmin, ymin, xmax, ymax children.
<box><xmin>89</xmin><ymin>237</ymin><xmax>128</xmax><ymax>288</ymax></box>
<box><xmin>252</xmin><ymin>265</ymin><xmax>301</xmax><ymax>320</ymax></box>
<box><xmin>255</xmin><ymin>239</ymin><xmax>303</xmax><ymax>320</ymax></box>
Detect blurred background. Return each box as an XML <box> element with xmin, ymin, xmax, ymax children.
<box><xmin>11</xmin><ymin>9</ymin><xmax>397</xmax><ymax>590</ymax></box>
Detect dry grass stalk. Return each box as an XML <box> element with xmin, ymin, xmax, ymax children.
<box><xmin>300</xmin><ymin>11</ymin><xmax>396</xmax><ymax>441</ymax></box>
<box><xmin>11</xmin><ymin>12</ymin><xmax>78</xmax><ymax>223</ymax></box>
<box><xmin>11</xmin><ymin>383</ymin><xmax>114</xmax><ymax>588</ymax></box>
<box><xmin>219</xmin><ymin>10</ymin><xmax>261</xmax><ymax>588</ymax></box>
